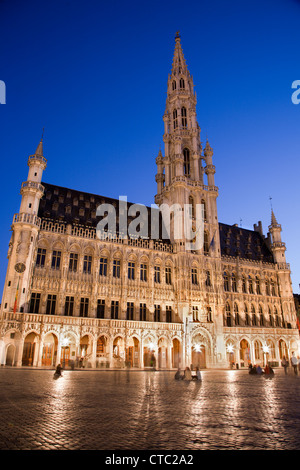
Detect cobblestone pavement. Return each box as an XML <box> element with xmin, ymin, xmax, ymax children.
<box><xmin>0</xmin><ymin>367</ymin><xmax>300</xmax><ymax>450</ymax></box>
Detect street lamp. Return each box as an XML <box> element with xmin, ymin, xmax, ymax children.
<box><xmin>226</xmin><ymin>344</ymin><xmax>235</xmax><ymax>368</ymax></box>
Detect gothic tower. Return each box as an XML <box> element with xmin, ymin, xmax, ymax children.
<box><xmin>1</xmin><ymin>140</ymin><xmax>47</xmax><ymax>315</ymax></box>
<box><xmin>155</xmin><ymin>32</ymin><xmax>220</xmax><ymax>256</ymax></box>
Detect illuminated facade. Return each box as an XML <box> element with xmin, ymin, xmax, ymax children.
<box><xmin>0</xmin><ymin>34</ymin><xmax>299</xmax><ymax>369</ymax></box>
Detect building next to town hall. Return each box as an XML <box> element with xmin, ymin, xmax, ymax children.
<box><xmin>0</xmin><ymin>33</ymin><xmax>299</xmax><ymax>370</ymax></box>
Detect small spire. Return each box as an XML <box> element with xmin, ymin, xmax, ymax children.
<box><xmin>35</xmin><ymin>139</ymin><xmax>43</xmax><ymax>157</ymax></box>
<box><xmin>271</xmin><ymin>209</ymin><xmax>278</xmax><ymax>226</ymax></box>
<box><xmin>171</xmin><ymin>32</ymin><xmax>188</xmax><ymax>76</ymax></box>
<box><xmin>35</xmin><ymin>128</ymin><xmax>44</xmax><ymax>156</ymax></box>
<box><xmin>204</xmin><ymin>138</ymin><xmax>213</xmax><ymax>155</ymax></box>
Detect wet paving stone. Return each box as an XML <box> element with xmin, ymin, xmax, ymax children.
<box><xmin>0</xmin><ymin>368</ymin><xmax>300</xmax><ymax>450</ymax></box>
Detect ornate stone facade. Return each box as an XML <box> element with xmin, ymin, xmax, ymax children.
<box><xmin>0</xmin><ymin>34</ymin><xmax>299</xmax><ymax>369</ymax></box>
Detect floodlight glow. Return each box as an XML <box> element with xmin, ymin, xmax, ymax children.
<box><xmin>61</xmin><ymin>337</ymin><xmax>69</xmax><ymax>348</ymax></box>
<box><xmin>226</xmin><ymin>344</ymin><xmax>234</xmax><ymax>353</ymax></box>
<box><xmin>263</xmin><ymin>345</ymin><xmax>270</xmax><ymax>354</ymax></box>
<box><xmin>194</xmin><ymin>344</ymin><xmax>201</xmax><ymax>352</ymax></box>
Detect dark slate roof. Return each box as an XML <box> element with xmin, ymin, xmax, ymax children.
<box><xmin>38</xmin><ymin>182</ymin><xmax>169</xmax><ymax>242</ymax></box>
<box><xmin>38</xmin><ymin>182</ymin><xmax>274</xmax><ymax>262</ymax></box>
<box><xmin>219</xmin><ymin>222</ymin><xmax>274</xmax><ymax>263</ymax></box>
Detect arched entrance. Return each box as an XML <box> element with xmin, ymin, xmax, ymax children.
<box><xmin>172</xmin><ymin>338</ymin><xmax>181</xmax><ymax>368</ymax></box>
<box><xmin>254</xmin><ymin>340</ymin><xmax>263</xmax><ymax>364</ymax></box>
<box><xmin>191</xmin><ymin>346</ymin><xmax>206</xmax><ymax>369</ymax></box>
<box><xmin>126</xmin><ymin>337</ymin><xmax>139</xmax><ymax>368</ymax></box>
<box><xmin>143</xmin><ymin>338</ymin><xmax>156</xmax><ymax>368</ymax></box>
<box><xmin>96</xmin><ymin>335</ymin><xmax>108</xmax><ymax>367</ymax></box>
<box><xmin>226</xmin><ymin>341</ymin><xmax>236</xmax><ymax>367</ymax></box>
<box><xmin>158</xmin><ymin>337</ymin><xmax>168</xmax><ymax>369</ymax></box>
<box><xmin>239</xmin><ymin>339</ymin><xmax>251</xmax><ymax>367</ymax></box>
<box><xmin>80</xmin><ymin>335</ymin><xmax>93</xmax><ymax>367</ymax></box>
<box><xmin>113</xmin><ymin>336</ymin><xmax>125</xmax><ymax>367</ymax></box>
<box><xmin>60</xmin><ymin>333</ymin><xmax>77</xmax><ymax>368</ymax></box>
<box><xmin>22</xmin><ymin>332</ymin><xmax>38</xmax><ymax>366</ymax></box>
<box><xmin>279</xmin><ymin>339</ymin><xmax>288</xmax><ymax>359</ymax></box>
<box><xmin>6</xmin><ymin>344</ymin><xmax>15</xmax><ymax>366</ymax></box>
<box><xmin>42</xmin><ymin>333</ymin><xmax>58</xmax><ymax>367</ymax></box>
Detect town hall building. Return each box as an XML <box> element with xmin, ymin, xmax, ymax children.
<box><xmin>0</xmin><ymin>34</ymin><xmax>299</xmax><ymax>370</ymax></box>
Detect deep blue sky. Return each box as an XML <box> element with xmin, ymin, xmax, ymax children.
<box><xmin>0</xmin><ymin>0</ymin><xmax>300</xmax><ymax>296</ymax></box>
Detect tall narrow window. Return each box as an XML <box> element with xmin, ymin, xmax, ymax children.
<box><xmin>183</xmin><ymin>148</ymin><xmax>190</xmax><ymax>176</ymax></box>
<box><xmin>232</xmin><ymin>273</ymin><xmax>237</xmax><ymax>292</ymax></box>
<box><xmin>126</xmin><ymin>302</ymin><xmax>134</xmax><ymax>320</ymax></box>
<box><xmin>191</xmin><ymin>268</ymin><xmax>198</xmax><ymax>285</ymax></box>
<box><xmin>111</xmin><ymin>300</ymin><xmax>119</xmax><ymax>319</ymax></box>
<box><xmin>248</xmin><ymin>275</ymin><xmax>254</xmax><ymax>294</ymax></box>
<box><xmin>245</xmin><ymin>304</ymin><xmax>250</xmax><ymax>325</ymax></box>
<box><xmin>140</xmin><ymin>303</ymin><xmax>146</xmax><ymax>321</ymax></box>
<box><xmin>259</xmin><ymin>305</ymin><xmax>264</xmax><ymax>326</ymax></box>
<box><xmin>69</xmin><ymin>253</ymin><xmax>78</xmax><ymax>272</ymax></box>
<box><xmin>224</xmin><ymin>272</ymin><xmax>230</xmax><ymax>291</ymax></box>
<box><xmin>181</xmin><ymin>107</ymin><xmax>187</xmax><ymax>128</ymax></box>
<box><xmin>225</xmin><ymin>303</ymin><xmax>232</xmax><ymax>327</ymax></box>
<box><xmin>29</xmin><ymin>292</ymin><xmax>40</xmax><ymax>313</ymax></box>
<box><xmin>97</xmin><ymin>299</ymin><xmax>105</xmax><ymax>318</ymax></box>
<box><xmin>99</xmin><ymin>257</ymin><xmax>108</xmax><ymax>276</ymax></box>
<box><xmin>83</xmin><ymin>255</ymin><xmax>92</xmax><ymax>274</ymax></box>
<box><xmin>165</xmin><ymin>266</ymin><xmax>172</xmax><ymax>285</ymax></box>
<box><xmin>113</xmin><ymin>259</ymin><xmax>120</xmax><ymax>278</ymax></box>
<box><xmin>242</xmin><ymin>275</ymin><xmax>247</xmax><ymax>293</ymax></box>
<box><xmin>166</xmin><ymin>305</ymin><xmax>172</xmax><ymax>322</ymax></box>
<box><xmin>256</xmin><ymin>276</ymin><xmax>261</xmax><ymax>295</ymax></box>
<box><xmin>154</xmin><ymin>304</ymin><xmax>161</xmax><ymax>322</ymax></box>
<box><xmin>172</xmin><ymin>80</ymin><xmax>176</xmax><ymax>90</ymax></box>
<box><xmin>201</xmin><ymin>199</ymin><xmax>207</xmax><ymax>222</ymax></box>
<box><xmin>205</xmin><ymin>270</ymin><xmax>211</xmax><ymax>287</ymax></box>
<box><xmin>51</xmin><ymin>250</ymin><xmax>61</xmax><ymax>270</ymax></box>
<box><xmin>179</xmin><ymin>77</ymin><xmax>185</xmax><ymax>88</ymax></box>
<box><xmin>154</xmin><ymin>265</ymin><xmax>161</xmax><ymax>283</ymax></box>
<box><xmin>234</xmin><ymin>303</ymin><xmax>239</xmax><ymax>325</ymax></box>
<box><xmin>192</xmin><ymin>306</ymin><xmax>199</xmax><ymax>322</ymax></box>
<box><xmin>251</xmin><ymin>304</ymin><xmax>256</xmax><ymax>326</ymax></box>
<box><xmin>207</xmin><ymin>306</ymin><xmax>212</xmax><ymax>322</ymax></box>
<box><xmin>271</xmin><ymin>280</ymin><xmax>276</xmax><ymax>296</ymax></box>
<box><xmin>128</xmin><ymin>262</ymin><xmax>135</xmax><ymax>280</ymax></box>
<box><xmin>173</xmin><ymin>109</ymin><xmax>178</xmax><ymax>129</ymax></box>
<box><xmin>80</xmin><ymin>297</ymin><xmax>89</xmax><ymax>317</ymax></box>
<box><xmin>140</xmin><ymin>263</ymin><xmax>147</xmax><ymax>282</ymax></box>
<box><xmin>36</xmin><ymin>248</ymin><xmax>46</xmax><ymax>267</ymax></box>
<box><xmin>64</xmin><ymin>296</ymin><xmax>74</xmax><ymax>316</ymax></box>
<box><xmin>203</xmin><ymin>231</ymin><xmax>209</xmax><ymax>255</ymax></box>
<box><xmin>189</xmin><ymin>196</ymin><xmax>195</xmax><ymax>219</ymax></box>
<box><xmin>46</xmin><ymin>294</ymin><xmax>56</xmax><ymax>315</ymax></box>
